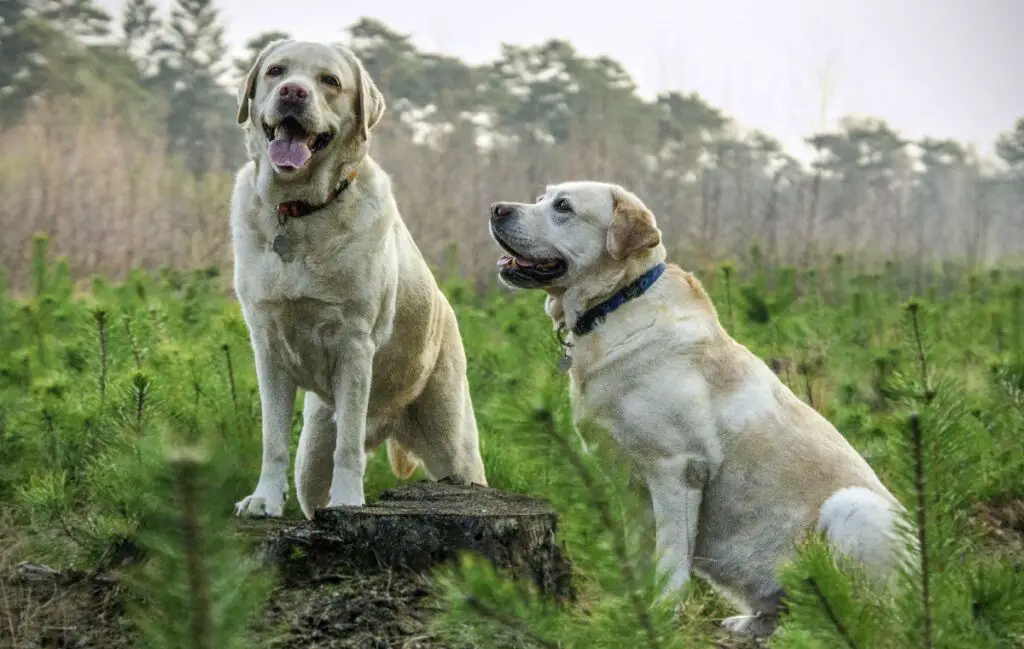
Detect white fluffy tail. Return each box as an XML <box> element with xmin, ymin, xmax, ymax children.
<box><xmin>818</xmin><ymin>486</ymin><xmax>914</xmax><ymax>578</ymax></box>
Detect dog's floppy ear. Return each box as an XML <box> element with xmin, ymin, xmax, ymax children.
<box><xmin>606</xmin><ymin>186</ymin><xmax>662</xmax><ymax>260</ymax></box>
<box><xmin>236</xmin><ymin>39</ymin><xmax>290</xmax><ymax>126</ymax></box>
<box><xmin>336</xmin><ymin>46</ymin><xmax>386</xmax><ymax>140</ymax></box>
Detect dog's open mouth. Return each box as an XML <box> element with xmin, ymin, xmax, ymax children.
<box><xmin>262</xmin><ymin>116</ymin><xmax>334</xmax><ymax>171</ymax></box>
<box><xmin>493</xmin><ymin>235</ymin><xmax>567</xmax><ymax>285</ymax></box>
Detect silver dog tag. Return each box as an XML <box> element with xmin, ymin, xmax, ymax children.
<box><xmin>558</xmin><ymin>354</ymin><xmax>573</xmax><ymax>372</ymax></box>
<box><xmin>272</xmin><ymin>234</ymin><xmax>294</xmax><ymax>262</ymax></box>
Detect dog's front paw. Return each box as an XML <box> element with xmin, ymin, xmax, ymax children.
<box><xmin>722</xmin><ymin>614</ymin><xmax>778</xmax><ymax>637</ymax></box>
<box><xmin>234</xmin><ymin>484</ymin><xmax>287</xmax><ymax>517</ymax></box>
<box><xmin>325</xmin><ymin>470</ymin><xmax>365</xmax><ymax>508</ymax></box>
<box><xmin>326</xmin><ymin>491</ymin><xmax>365</xmax><ymax>508</ymax></box>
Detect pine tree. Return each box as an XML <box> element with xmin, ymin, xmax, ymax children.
<box><xmin>232</xmin><ymin>30</ymin><xmax>290</xmax><ymax>81</ymax></box>
<box><xmin>151</xmin><ymin>0</ymin><xmax>230</xmax><ymax>174</ymax></box>
<box><xmin>121</xmin><ymin>0</ymin><xmax>160</xmax><ymax>76</ymax></box>
<box><xmin>0</xmin><ymin>0</ymin><xmax>44</xmax><ymax>121</ymax></box>
<box><xmin>33</xmin><ymin>0</ymin><xmax>112</xmax><ymax>40</ymax></box>
<box><xmin>995</xmin><ymin>118</ymin><xmax>1024</xmax><ymax>175</ymax></box>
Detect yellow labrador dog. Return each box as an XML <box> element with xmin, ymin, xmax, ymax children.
<box><xmin>230</xmin><ymin>39</ymin><xmax>487</xmax><ymax>520</ymax></box>
<box><xmin>487</xmin><ymin>181</ymin><xmax>907</xmax><ymax>636</ymax></box>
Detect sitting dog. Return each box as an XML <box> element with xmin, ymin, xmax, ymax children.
<box><xmin>487</xmin><ymin>181</ymin><xmax>907</xmax><ymax>635</ymax></box>
<box><xmin>230</xmin><ymin>39</ymin><xmax>487</xmax><ymax>520</ymax></box>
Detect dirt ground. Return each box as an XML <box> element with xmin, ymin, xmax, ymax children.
<box><xmin>0</xmin><ymin>563</ymin><xmax>130</xmax><ymax>649</ymax></box>
<box><xmin>972</xmin><ymin>498</ymin><xmax>1024</xmax><ymax>559</ymax></box>
<box><xmin>0</xmin><ymin>559</ymin><xmax>462</xmax><ymax>649</ymax></box>
<box><xmin>253</xmin><ymin>570</ymin><xmax>450</xmax><ymax>649</ymax></box>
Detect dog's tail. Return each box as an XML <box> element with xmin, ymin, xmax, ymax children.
<box><xmin>386</xmin><ymin>438</ymin><xmax>419</xmax><ymax>480</ymax></box>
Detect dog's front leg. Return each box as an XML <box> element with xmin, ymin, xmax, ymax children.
<box><xmin>647</xmin><ymin>455</ymin><xmax>707</xmax><ymax>602</ymax></box>
<box><xmin>235</xmin><ymin>344</ymin><xmax>297</xmax><ymax>517</ymax></box>
<box><xmin>327</xmin><ymin>336</ymin><xmax>375</xmax><ymax>508</ymax></box>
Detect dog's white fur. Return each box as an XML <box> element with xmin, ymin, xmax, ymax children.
<box><xmin>231</xmin><ymin>40</ymin><xmax>486</xmax><ymax>519</ymax></box>
<box><xmin>488</xmin><ymin>181</ymin><xmax>908</xmax><ymax>636</ymax></box>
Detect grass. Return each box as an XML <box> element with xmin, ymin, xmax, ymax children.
<box><xmin>0</xmin><ymin>236</ymin><xmax>1022</xmax><ymax>648</ymax></box>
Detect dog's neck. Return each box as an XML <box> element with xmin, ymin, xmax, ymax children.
<box><xmin>548</xmin><ymin>246</ymin><xmax>668</xmax><ymax>334</ymax></box>
<box><xmin>275</xmin><ymin>167</ymin><xmax>359</xmax><ymax>222</ymax></box>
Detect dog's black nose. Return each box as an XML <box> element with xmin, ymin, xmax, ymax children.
<box><xmin>491</xmin><ymin>203</ymin><xmax>515</xmax><ymax>219</ymax></box>
<box><xmin>277</xmin><ymin>81</ymin><xmax>310</xmax><ymax>104</ymax></box>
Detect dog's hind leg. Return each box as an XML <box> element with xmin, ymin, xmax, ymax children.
<box><xmin>294</xmin><ymin>391</ymin><xmax>336</xmax><ymax>520</ymax></box>
<box><xmin>723</xmin><ymin>487</ymin><xmax>906</xmax><ymax>637</ymax></box>
<box><xmin>721</xmin><ymin>590</ymin><xmax>787</xmax><ymax>637</ymax></box>
<box><xmin>395</xmin><ymin>334</ymin><xmax>486</xmax><ymax>486</ymax></box>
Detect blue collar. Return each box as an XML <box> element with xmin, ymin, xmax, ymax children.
<box><xmin>571</xmin><ymin>262</ymin><xmax>666</xmax><ymax>337</ymax></box>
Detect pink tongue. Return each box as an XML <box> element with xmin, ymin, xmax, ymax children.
<box><xmin>268</xmin><ymin>135</ymin><xmax>311</xmax><ymax>169</ymax></box>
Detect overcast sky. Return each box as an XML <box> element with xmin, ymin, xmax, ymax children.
<box><xmin>96</xmin><ymin>0</ymin><xmax>1023</xmax><ymax>162</ymax></box>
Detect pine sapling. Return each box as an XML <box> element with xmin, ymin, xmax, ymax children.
<box><xmin>798</xmin><ymin>360</ymin><xmax>816</xmax><ymax>410</ymax></box>
<box><xmin>132</xmin><ymin>371</ymin><xmax>151</xmax><ymax>434</ymax></box>
<box><xmin>31</xmin><ymin>232</ymin><xmax>49</xmax><ymax>298</ymax></box>
<box><xmin>94</xmin><ymin>308</ymin><xmax>109</xmax><ymax>404</ymax></box>
<box><xmin>221</xmin><ymin>343</ymin><xmax>238</xmax><ymax>423</ymax></box>
<box><xmin>990</xmin><ymin>311</ymin><xmax>1004</xmax><ymax>355</ymax></box>
<box><xmin>805</xmin><ymin>576</ymin><xmax>860</xmax><ymax>649</ymax></box>
<box><xmin>831</xmin><ymin>253</ymin><xmax>846</xmax><ymax>307</ymax></box>
<box><xmin>721</xmin><ymin>262</ymin><xmax>735</xmax><ymax>333</ymax></box>
<box><xmin>909</xmin><ymin>413</ymin><xmax>933</xmax><ymax>649</ymax></box>
<box><xmin>1012</xmin><ymin>284</ymin><xmax>1023</xmax><ymax>366</ymax></box>
<box><xmin>173</xmin><ymin>449</ymin><xmax>212</xmax><ymax>649</ymax></box>
<box><xmin>462</xmin><ymin>596</ymin><xmax>562</xmax><ymax>649</ymax></box>
<box><xmin>906</xmin><ymin>301</ymin><xmax>934</xmax><ymax>404</ymax></box>
<box><xmin>124</xmin><ymin>316</ymin><xmax>143</xmax><ymax>370</ymax></box>
<box><xmin>0</xmin><ymin>268</ymin><xmax>7</xmax><ymax>353</ymax></box>
<box><xmin>126</xmin><ymin>437</ymin><xmax>275</xmax><ymax>649</ymax></box>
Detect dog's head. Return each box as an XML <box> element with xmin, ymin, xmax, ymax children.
<box><xmin>488</xmin><ymin>181</ymin><xmax>664</xmax><ymax>292</ymax></box>
<box><xmin>235</xmin><ymin>39</ymin><xmax>385</xmax><ymax>180</ymax></box>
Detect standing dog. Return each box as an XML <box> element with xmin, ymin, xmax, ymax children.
<box><xmin>487</xmin><ymin>181</ymin><xmax>907</xmax><ymax>636</ymax></box>
<box><xmin>230</xmin><ymin>39</ymin><xmax>487</xmax><ymax>520</ymax></box>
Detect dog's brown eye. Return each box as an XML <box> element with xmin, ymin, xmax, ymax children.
<box><xmin>320</xmin><ymin>74</ymin><xmax>341</xmax><ymax>88</ymax></box>
<box><xmin>266</xmin><ymin>65</ymin><xmax>284</xmax><ymax>77</ymax></box>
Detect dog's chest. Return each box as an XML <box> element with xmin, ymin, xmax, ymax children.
<box><xmin>257</xmin><ymin>296</ymin><xmax>351</xmax><ymax>397</ymax></box>
<box><xmin>235</xmin><ymin>220</ymin><xmax>361</xmax><ymax>303</ymax></box>
<box><xmin>566</xmin><ymin>337</ymin><xmax>644</xmax><ymax>437</ymax></box>
<box><xmin>566</xmin><ymin>324</ymin><xmax>716</xmax><ymax>461</ymax></box>
<box><xmin>235</xmin><ymin>225</ymin><xmax>378</xmax><ymax>397</ymax></box>
<box><xmin>239</xmin><ymin>246</ymin><xmax>323</xmax><ymax>301</ymax></box>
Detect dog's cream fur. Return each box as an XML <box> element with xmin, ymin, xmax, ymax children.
<box><xmin>488</xmin><ymin>181</ymin><xmax>907</xmax><ymax>636</ymax></box>
<box><xmin>231</xmin><ymin>40</ymin><xmax>486</xmax><ymax>520</ymax></box>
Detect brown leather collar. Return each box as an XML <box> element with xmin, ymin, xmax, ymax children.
<box><xmin>275</xmin><ymin>168</ymin><xmax>358</xmax><ymax>221</ymax></box>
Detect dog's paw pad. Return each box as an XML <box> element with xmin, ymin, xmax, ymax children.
<box><xmin>722</xmin><ymin>614</ymin><xmax>777</xmax><ymax>637</ymax></box>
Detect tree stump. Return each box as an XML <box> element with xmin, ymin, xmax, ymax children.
<box><xmin>261</xmin><ymin>477</ymin><xmax>574</xmax><ymax>599</ymax></box>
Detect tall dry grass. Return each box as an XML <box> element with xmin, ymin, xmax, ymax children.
<box><xmin>1</xmin><ymin>98</ymin><xmax>1019</xmax><ymax>291</ymax></box>
<box><xmin>0</xmin><ymin>97</ymin><xmax>234</xmax><ymax>290</ymax></box>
